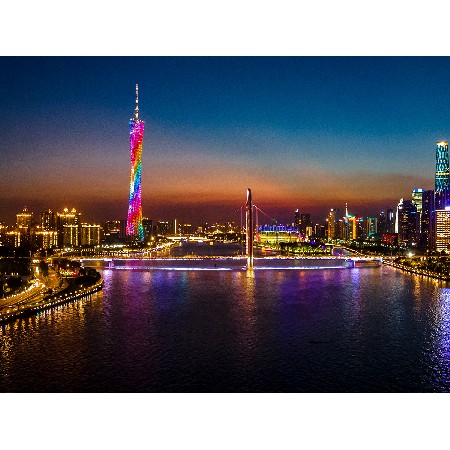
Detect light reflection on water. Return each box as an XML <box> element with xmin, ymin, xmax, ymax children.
<box><xmin>1</xmin><ymin>265</ymin><xmax>450</xmax><ymax>392</ymax></box>
<box><xmin>429</xmin><ymin>286</ymin><xmax>450</xmax><ymax>390</ymax></box>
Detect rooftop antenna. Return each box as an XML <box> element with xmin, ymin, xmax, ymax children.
<box><xmin>134</xmin><ymin>83</ymin><xmax>139</xmax><ymax>120</ymax></box>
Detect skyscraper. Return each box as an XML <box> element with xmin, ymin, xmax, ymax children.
<box><xmin>300</xmin><ymin>213</ymin><xmax>311</xmax><ymax>235</ymax></box>
<box><xmin>327</xmin><ymin>209</ymin><xmax>340</xmax><ymax>240</ymax></box>
<box><xmin>347</xmin><ymin>215</ymin><xmax>357</xmax><ymax>240</ymax></box>
<box><xmin>378</xmin><ymin>210</ymin><xmax>387</xmax><ymax>234</ymax></box>
<box><xmin>412</xmin><ymin>188</ymin><xmax>425</xmax><ymax>234</ymax></box>
<box><xmin>16</xmin><ymin>206</ymin><xmax>33</xmax><ymax>230</ymax></box>
<box><xmin>420</xmin><ymin>190</ymin><xmax>435</xmax><ymax>250</ymax></box>
<box><xmin>142</xmin><ymin>218</ymin><xmax>153</xmax><ymax>242</ymax></box>
<box><xmin>412</xmin><ymin>188</ymin><xmax>424</xmax><ymax>215</ymax></box>
<box><xmin>57</xmin><ymin>208</ymin><xmax>81</xmax><ymax>247</ymax></box>
<box><xmin>41</xmin><ymin>209</ymin><xmax>55</xmax><ymax>231</ymax></box>
<box><xmin>365</xmin><ymin>217</ymin><xmax>377</xmax><ymax>237</ymax></box>
<box><xmin>435</xmin><ymin>207</ymin><xmax>450</xmax><ymax>253</ymax></box>
<box><xmin>80</xmin><ymin>224</ymin><xmax>101</xmax><ymax>246</ymax></box>
<box><xmin>386</xmin><ymin>208</ymin><xmax>395</xmax><ymax>233</ymax></box>
<box><xmin>435</xmin><ymin>141</ymin><xmax>449</xmax><ymax>192</ymax></box>
<box><xmin>294</xmin><ymin>209</ymin><xmax>299</xmax><ymax>231</ymax></box>
<box><xmin>396</xmin><ymin>199</ymin><xmax>419</xmax><ymax>247</ymax></box>
<box><xmin>126</xmin><ymin>84</ymin><xmax>145</xmax><ymax>242</ymax></box>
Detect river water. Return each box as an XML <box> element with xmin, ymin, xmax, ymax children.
<box><xmin>1</xmin><ymin>260</ymin><xmax>450</xmax><ymax>392</ymax></box>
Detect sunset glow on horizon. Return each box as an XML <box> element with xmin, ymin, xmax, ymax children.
<box><xmin>0</xmin><ymin>57</ymin><xmax>448</xmax><ymax>224</ymax></box>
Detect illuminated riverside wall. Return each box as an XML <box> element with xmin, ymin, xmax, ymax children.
<box><xmin>126</xmin><ymin>84</ymin><xmax>145</xmax><ymax>242</ymax></box>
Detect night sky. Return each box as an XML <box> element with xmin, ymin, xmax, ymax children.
<box><xmin>1</xmin><ymin>57</ymin><xmax>449</xmax><ymax>225</ymax></box>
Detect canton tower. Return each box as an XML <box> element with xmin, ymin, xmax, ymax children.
<box><xmin>126</xmin><ymin>84</ymin><xmax>145</xmax><ymax>242</ymax></box>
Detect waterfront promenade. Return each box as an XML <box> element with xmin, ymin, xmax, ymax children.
<box><xmin>383</xmin><ymin>259</ymin><xmax>450</xmax><ymax>281</ymax></box>
<box><xmin>0</xmin><ymin>265</ymin><xmax>103</xmax><ymax>324</ymax></box>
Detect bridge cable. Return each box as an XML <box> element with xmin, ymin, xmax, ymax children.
<box><xmin>253</xmin><ymin>205</ymin><xmax>278</xmax><ymax>224</ymax></box>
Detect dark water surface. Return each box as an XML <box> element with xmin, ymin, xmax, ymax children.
<box><xmin>1</xmin><ymin>264</ymin><xmax>450</xmax><ymax>392</ymax></box>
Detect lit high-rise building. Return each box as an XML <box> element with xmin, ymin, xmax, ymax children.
<box><xmin>58</xmin><ymin>208</ymin><xmax>78</xmax><ymax>224</ymax></box>
<box><xmin>63</xmin><ymin>224</ymin><xmax>79</xmax><ymax>247</ymax></box>
<box><xmin>397</xmin><ymin>199</ymin><xmax>419</xmax><ymax>247</ymax></box>
<box><xmin>156</xmin><ymin>221</ymin><xmax>169</xmax><ymax>237</ymax></box>
<box><xmin>142</xmin><ymin>218</ymin><xmax>153</xmax><ymax>242</ymax></box>
<box><xmin>356</xmin><ymin>216</ymin><xmax>365</xmax><ymax>239</ymax></box>
<box><xmin>41</xmin><ymin>209</ymin><xmax>56</xmax><ymax>231</ymax></box>
<box><xmin>327</xmin><ymin>209</ymin><xmax>340</xmax><ymax>240</ymax></box>
<box><xmin>412</xmin><ymin>188</ymin><xmax>425</xmax><ymax>234</ymax></box>
<box><xmin>16</xmin><ymin>206</ymin><xmax>33</xmax><ymax>230</ymax></box>
<box><xmin>347</xmin><ymin>215</ymin><xmax>357</xmax><ymax>240</ymax></box>
<box><xmin>420</xmin><ymin>190</ymin><xmax>435</xmax><ymax>250</ymax></box>
<box><xmin>313</xmin><ymin>224</ymin><xmax>326</xmax><ymax>239</ymax></box>
<box><xmin>435</xmin><ymin>141</ymin><xmax>449</xmax><ymax>192</ymax></box>
<box><xmin>33</xmin><ymin>231</ymin><xmax>58</xmax><ymax>249</ymax></box>
<box><xmin>412</xmin><ymin>188</ymin><xmax>424</xmax><ymax>215</ymax></box>
<box><xmin>300</xmin><ymin>213</ymin><xmax>311</xmax><ymax>235</ymax></box>
<box><xmin>294</xmin><ymin>209</ymin><xmax>299</xmax><ymax>231</ymax></box>
<box><xmin>126</xmin><ymin>84</ymin><xmax>145</xmax><ymax>242</ymax></box>
<box><xmin>365</xmin><ymin>217</ymin><xmax>377</xmax><ymax>237</ymax></box>
<box><xmin>103</xmin><ymin>220</ymin><xmax>125</xmax><ymax>244</ymax></box>
<box><xmin>182</xmin><ymin>224</ymin><xmax>195</xmax><ymax>235</ymax></box>
<box><xmin>435</xmin><ymin>188</ymin><xmax>450</xmax><ymax>210</ymax></box>
<box><xmin>378</xmin><ymin>211</ymin><xmax>387</xmax><ymax>234</ymax></box>
<box><xmin>5</xmin><ymin>231</ymin><xmax>21</xmax><ymax>248</ymax></box>
<box><xmin>0</xmin><ymin>224</ymin><xmax>6</xmax><ymax>247</ymax></box>
<box><xmin>57</xmin><ymin>208</ymin><xmax>81</xmax><ymax>247</ymax></box>
<box><xmin>81</xmin><ymin>224</ymin><xmax>101</xmax><ymax>246</ymax></box>
<box><xmin>386</xmin><ymin>208</ymin><xmax>395</xmax><ymax>234</ymax></box>
<box><xmin>435</xmin><ymin>208</ymin><xmax>450</xmax><ymax>253</ymax></box>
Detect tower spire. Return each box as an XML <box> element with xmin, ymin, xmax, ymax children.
<box><xmin>127</xmin><ymin>84</ymin><xmax>145</xmax><ymax>242</ymax></box>
<box><xmin>134</xmin><ymin>83</ymin><xmax>139</xmax><ymax>120</ymax></box>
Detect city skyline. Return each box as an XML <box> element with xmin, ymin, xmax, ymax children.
<box><xmin>3</xmin><ymin>2</ymin><xmax>449</xmax><ymax>445</ymax></box>
<box><xmin>1</xmin><ymin>57</ymin><xmax>449</xmax><ymax>224</ymax></box>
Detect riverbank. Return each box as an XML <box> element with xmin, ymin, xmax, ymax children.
<box><xmin>0</xmin><ymin>272</ymin><xmax>103</xmax><ymax>325</ymax></box>
<box><xmin>383</xmin><ymin>259</ymin><xmax>450</xmax><ymax>281</ymax></box>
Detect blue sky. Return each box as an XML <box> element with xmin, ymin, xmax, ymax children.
<box><xmin>0</xmin><ymin>57</ymin><xmax>448</xmax><ymax>224</ymax></box>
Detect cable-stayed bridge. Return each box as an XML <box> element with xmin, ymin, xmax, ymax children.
<box><xmin>68</xmin><ymin>188</ymin><xmax>383</xmax><ymax>270</ymax></box>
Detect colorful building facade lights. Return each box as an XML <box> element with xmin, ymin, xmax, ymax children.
<box><xmin>126</xmin><ymin>84</ymin><xmax>145</xmax><ymax>242</ymax></box>
<box><xmin>435</xmin><ymin>141</ymin><xmax>449</xmax><ymax>192</ymax></box>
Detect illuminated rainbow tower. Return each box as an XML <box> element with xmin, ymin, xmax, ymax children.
<box><xmin>126</xmin><ymin>84</ymin><xmax>145</xmax><ymax>242</ymax></box>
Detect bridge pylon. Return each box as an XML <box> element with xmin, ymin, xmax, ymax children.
<box><xmin>246</xmin><ymin>188</ymin><xmax>254</xmax><ymax>270</ymax></box>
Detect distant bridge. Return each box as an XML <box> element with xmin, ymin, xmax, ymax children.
<box><xmin>66</xmin><ymin>190</ymin><xmax>383</xmax><ymax>271</ymax></box>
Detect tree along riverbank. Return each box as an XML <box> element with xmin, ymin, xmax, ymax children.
<box><xmin>383</xmin><ymin>257</ymin><xmax>450</xmax><ymax>281</ymax></box>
